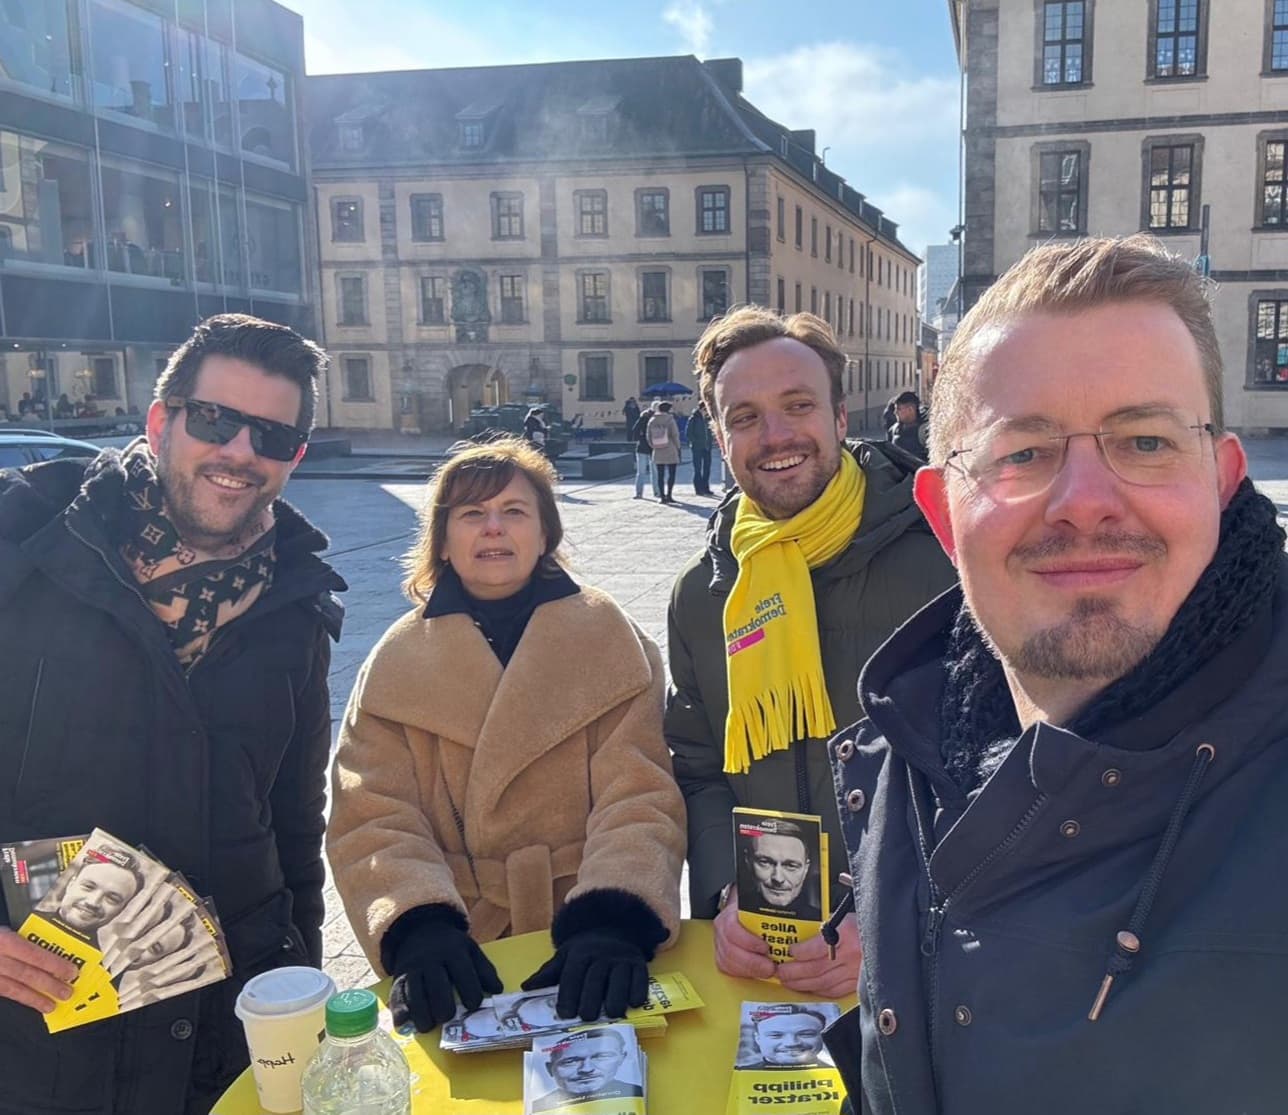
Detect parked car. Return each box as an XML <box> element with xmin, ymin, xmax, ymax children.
<box><xmin>0</xmin><ymin>430</ymin><xmax>100</xmax><ymax>468</ymax></box>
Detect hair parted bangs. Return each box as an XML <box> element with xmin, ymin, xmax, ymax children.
<box><xmin>402</xmin><ymin>436</ymin><xmax>565</xmax><ymax>604</ymax></box>
<box><xmin>930</xmin><ymin>233</ymin><xmax>1223</xmax><ymax>467</ymax></box>
<box><xmin>693</xmin><ymin>305</ymin><xmax>846</xmax><ymax>421</ymax></box>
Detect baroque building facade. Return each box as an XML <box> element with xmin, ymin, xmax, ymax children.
<box><xmin>308</xmin><ymin>56</ymin><xmax>920</xmax><ymax>432</ymax></box>
<box><xmin>951</xmin><ymin>0</ymin><xmax>1288</xmax><ymax>431</ymax></box>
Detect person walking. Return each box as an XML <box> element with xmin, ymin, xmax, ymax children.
<box><xmin>328</xmin><ymin>438</ymin><xmax>684</xmax><ymax>1031</ymax></box>
<box><xmin>886</xmin><ymin>389</ymin><xmax>929</xmax><ymax>461</ymax></box>
<box><xmin>686</xmin><ymin>403</ymin><xmax>714</xmax><ymax>496</ymax></box>
<box><xmin>825</xmin><ymin>235</ymin><xmax>1288</xmax><ymax>1112</ymax></box>
<box><xmin>631</xmin><ymin>402</ymin><xmax>660</xmax><ymax>499</ymax></box>
<box><xmin>647</xmin><ymin>402</ymin><xmax>681</xmax><ymax>503</ymax></box>
<box><xmin>0</xmin><ymin>314</ymin><xmax>345</xmax><ymax>1115</ymax></box>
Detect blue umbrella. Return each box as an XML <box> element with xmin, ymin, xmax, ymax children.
<box><xmin>641</xmin><ymin>381</ymin><xmax>694</xmax><ymax>397</ymax></box>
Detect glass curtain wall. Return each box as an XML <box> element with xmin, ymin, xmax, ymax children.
<box><xmin>88</xmin><ymin>0</ymin><xmax>174</xmax><ymax>129</ymax></box>
<box><xmin>99</xmin><ymin>158</ymin><xmax>185</xmax><ymax>280</ymax></box>
<box><xmin>233</xmin><ymin>52</ymin><xmax>292</xmax><ymax>167</ymax></box>
<box><xmin>0</xmin><ymin>131</ymin><xmax>95</xmax><ymax>269</ymax></box>
<box><xmin>0</xmin><ymin>0</ymin><xmax>77</xmax><ymax>99</ymax></box>
<box><xmin>245</xmin><ymin>194</ymin><xmax>300</xmax><ymax>293</ymax></box>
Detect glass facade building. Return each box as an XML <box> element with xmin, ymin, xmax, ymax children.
<box><xmin>0</xmin><ymin>0</ymin><xmax>313</xmax><ymax>421</ymax></box>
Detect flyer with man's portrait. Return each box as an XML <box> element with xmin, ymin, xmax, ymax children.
<box><xmin>725</xmin><ymin>1002</ymin><xmax>844</xmax><ymax>1115</ymax></box>
<box><xmin>731</xmin><ymin>807</ymin><xmax>829</xmax><ymax>963</ymax></box>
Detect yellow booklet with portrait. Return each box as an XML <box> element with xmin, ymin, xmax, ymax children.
<box><xmin>731</xmin><ymin>807</ymin><xmax>830</xmax><ymax>964</ymax></box>
<box><xmin>724</xmin><ymin>1002</ymin><xmax>845</xmax><ymax>1115</ymax></box>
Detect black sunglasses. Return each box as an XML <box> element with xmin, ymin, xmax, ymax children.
<box><xmin>166</xmin><ymin>397</ymin><xmax>306</xmax><ymax>462</ymax></box>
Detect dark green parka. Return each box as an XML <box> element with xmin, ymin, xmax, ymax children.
<box><xmin>664</xmin><ymin>440</ymin><xmax>957</xmax><ymax>915</ymax></box>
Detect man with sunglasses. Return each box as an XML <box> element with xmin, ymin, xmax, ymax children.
<box><xmin>0</xmin><ymin>314</ymin><xmax>345</xmax><ymax>1115</ymax></box>
<box><xmin>824</xmin><ymin>235</ymin><xmax>1288</xmax><ymax>1113</ymax></box>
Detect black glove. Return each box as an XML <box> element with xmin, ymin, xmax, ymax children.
<box><xmin>383</xmin><ymin>905</ymin><xmax>503</xmax><ymax>1033</ymax></box>
<box><xmin>521</xmin><ymin>927</ymin><xmax>649</xmax><ymax>1022</ymax></box>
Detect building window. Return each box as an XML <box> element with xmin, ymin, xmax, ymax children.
<box><xmin>837</xmin><ymin>233</ymin><xmax>845</xmax><ymax>270</ymax></box>
<box><xmin>810</xmin><ymin>286</ymin><xmax>818</xmax><ymax>314</ymax></box>
<box><xmin>92</xmin><ymin>357</ymin><xmax>117</xmax><ymax>398</ymax></box>
<box><xmin>636</xmin><ymin>188</ymin><xmax>670</xmax><ymax>237</ymax></box>
<box><xmin>642</xmin><ymin>353</ymin><xmax>671</xmax><ymax>392</ymax></box>
<box><xmin>849</xmin><ymin>238</ymin><xmax>855</xmax><ymax>273</ymax></box>
<box><xmin>580</xmin><ymin>353</ymin><xmax>612</xmax><ymax>400</ymax></box>
<box><xmin>338</xmin><ymin>275</ymin><xmax>367</xmax><ymax>325</ymax></box>
<box><xmin>460</xmin><ymin>121</ymin><xmax>484</xmax><ymax>148</ymax></box>
<box><xmin>343</xmin><ymin>355</ymin><xmax>373</xmax><ymax>401</ymax></box>
<box><xmin>640</xmin><ymin>270</ymin><xmax>669</xmax><ymax>322</ymax></box>
<box><xmin>697</xmin><ymin>186</ymin><xmax>730</xmax><ymax>234</ymax></box>
<box><xmin>500</xmin><ymin>274</ymin><xmax>525</xmax><ymax>323</ymax></box>
<box><xmin>88</xmin><ymin>0</ymin><xmax>174</xmax><ymax>129</ymax></box>
<box><xmin>576</xmin><ymin>189</ymin><xmax>608</xmax><ymax>237</ymax></box>
<box><xmin>420</xmin><ymin>276</ymin><xmax>446</xmax><ymax>324</ymax></box>
<box><xmin>1150</xmin><ymin>0</ymin><xmax>1205</xmax><ymax>78</ymax></box>
<box><xmin>1145</xmin><ymin>140</ymin><xmax>1199</xmax><ymax>230</ymax></box>
<box><xmin>795</xmin><ymin>205</ymin><xmax>803</xmax><ymax>248</ymax></box>
<box><xmin>1034</xmin><ymin>146</ymin><xmax>1086</xmax><ymax>234</ymax></box>
<box><xmin>1261</xmin><ymin>137</ymin><xmax>1288</xmax><ymax>226</ymax></box>
<box><xmin>492</xmin><ymin>192</ymin><xmax>524</xmax><ymax>240</ymax></box>
<box><xmin>98</xmin><ymin>159</ymin><xmax>185</xmax><ymax>280</ymax></box>
<box><xmin>580</xmin><ymin>271</ymin><xmax>610</xmax><ymax>323</ymax></box>
<box><xmin>777</xmin><ymin>277</ymin><xmax>786</xmax><ymax>313</ymax></box>
<box><xmin>825</xmin><ymin>224</ymin><xmax>832</xmax><ymax>262</ymax></box>
<box><xmin>849</xmin><ymin>298</ymin><xmax>856</xmax><ymax>336</ymax></box>
<box><xmin>701</xmin><ymin>269</ymin><xmax>730</xmax><ymax>319</ymax></box>
<box><xmin>811</xmin><ymin>217</ymin><xmax>818</xmax><ymax>257</ymax></box>
<box><xmin>777</xmin><ymin>197</ymin><xmax>786</xmax><ymax>241</ymax></box>
<box><xmin>1253</xmin><ymin>296</ymin><xmax>1288</xmax><ymax>384</ymax></box>
<box><xmin>1040</xmin><ymin>1</ymin><xmax>1089</xmax><ymax>86</ymax></box>
<box><xmin>1270</xmin><ymin>0</ymin><xmax>1288</xmax><ymax>71</ymax></box>
<box><xmin>410</xmin><ymin>194</ymin><xmax>444</xmax><ymax>242</ymax></box>
<box><xmin>824</xmin><ymin>291</ymin><xmax>832</xmax><ymax>323</ymax></box>
<box><xmin>794</xmin><ymin>282</ymin><xmax>802</xmax><ymax>312</ymax></box>
<box><xmin>331</xmin><ymin>198</ymin><xmax>363</xmax><ymax>242</ymax></box>
<box><xmin>233</xmin><ymin>51</ymin><xmax>294</xmax><ymax>166</ymax></box>
<box><xmin>0</xmin><ymin>2</ymin><xmax>75</xmax><ymax>99</ymax></box>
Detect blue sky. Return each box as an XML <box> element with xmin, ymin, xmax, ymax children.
<box><xmin>281</xmin><ymin>0</ymin><xmax>961</xmax><ymax>259</ymax></box>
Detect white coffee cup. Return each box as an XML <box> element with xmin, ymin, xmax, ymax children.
<box><xmin>235</xmin><ymin>966</ymin><xmax>336</xmax><ymax>1113</ymax></box>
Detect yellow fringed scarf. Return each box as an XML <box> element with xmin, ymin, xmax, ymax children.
<box><xmin>722</xmin><ymin>452</ymin><xmax>865</xmax><ymax>774</ymax></box>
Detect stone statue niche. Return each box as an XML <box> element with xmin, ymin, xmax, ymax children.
<box><xmin>451</xmin><ymin>268</ymin><xmax>490</xmax><ymax>343</ymax></box>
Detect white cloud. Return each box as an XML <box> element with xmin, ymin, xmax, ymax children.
<box><xmin>662</xmin><ymin>1</ymin><xmax>713</xmax><ymax>58</ymax></box>
<box><xmin>743</xmin><ymin>42</ymin><xmax>961</xmax><ymax>256</ymax></box>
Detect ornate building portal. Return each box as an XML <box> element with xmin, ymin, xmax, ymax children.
<box><xmin>446</xmin><ymin>363</ymin><xmax>507</xmax><ymax>429</ymax></box>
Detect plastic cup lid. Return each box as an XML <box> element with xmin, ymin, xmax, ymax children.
<box><xmin>235</xmin><ymin>966</ymin><xmax>336</xmax><ymax>1020</ymax></box>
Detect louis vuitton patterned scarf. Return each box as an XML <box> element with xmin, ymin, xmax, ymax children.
<box><xmin>117</xmin><ymin>440</ymin><xmax>277</xmax><ymax>666</ymax></box>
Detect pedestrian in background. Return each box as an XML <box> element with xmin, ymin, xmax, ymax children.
<box><xmin>886</xmin><ymin>389</ymin><xmax>929</xmax><ymax>461</ymax></box>
<box><xmin>632</xmin><ymin>401</ymin><xmax>660</xmax><ymax>499</ymax></box>
<box><xmin>0</xmin><ymin>314</ymin><xmax>344</xmax><ymax>1114</ymax></box>
<box><xmin>328</xmin><ymin>438</ymin><xmax>684</xmax><ymax>1032</ymax></box>
<box><xmin>687</xmin><ymin>403</ymin><xmax>714</xmax><ymax>496</ymax></box>
<box><xmin>647</xmin><ymin>401</ymin><xmax>681</xmax><ymax>503</ymax></box>
<box><xmin>623</xmin><ymin>396</ymin><xmax>641</xmax><ymax>438</ymax></box>
<box><xmin>523</xmin><ymin>406</ymin><xmax>549</xmax><ymax>451</ymax></box>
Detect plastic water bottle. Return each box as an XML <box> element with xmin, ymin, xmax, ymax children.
<box><xmin>301</xmin><ymin>989</ymin><xmax>411</xmax><ymax>1115</ymax></box>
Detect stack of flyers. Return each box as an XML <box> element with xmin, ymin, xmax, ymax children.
<box><xmin>524</xmin><ymin>1023</ymin><xmax>646</xmax><ymax>1114</ymax></box>
<box><xmin>1</xmin><ymin>834</ymin><xmax>88</xmax><ymax>926</ymax></box>
<box><xmin>6</xmin><ymin>828</ymin><xmax>231</xmax><ymax>1033</ymax></box>
<box><xmin>731</xmin><ymin>807</ymin><xmax>830</xmax><ymax>966</ymax></box>
<box><xmin>725</xmin><ymin>1002</ymin><xmax>844</xmax><ymax>1115</ymax></box>
<box><xmin>440</xmin><ymin>972</ymin><xmax>703</xmax><ymax>1054</ymax></box>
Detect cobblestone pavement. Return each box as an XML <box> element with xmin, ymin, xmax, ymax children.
<box><xmin>288</xmin><ymin>460</ymin><xmax>721</xmax><ymax>990</ymax></box>
<box><xmin>290</xmin><ymin>440</ymin><xmax>1288</xmax><ymax>991</ymax></box>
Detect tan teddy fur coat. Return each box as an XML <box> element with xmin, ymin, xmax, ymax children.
<box><xmin>327</xmin><ymin>584</ymin><xmax>686</xmax><ymax>975</ymax></box>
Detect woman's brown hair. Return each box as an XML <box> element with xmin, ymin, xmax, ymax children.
<box><xmin>402</xmin><ymin>436</ymin><xmax>565</xmax><ymax>604</ymax></box>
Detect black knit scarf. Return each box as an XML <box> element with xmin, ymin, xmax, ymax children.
<box><xmin>939</xmin><ymin>479</ymin><xmax>1285</xmax><ymax>793</ymax></box>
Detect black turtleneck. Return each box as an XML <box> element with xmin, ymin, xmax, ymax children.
<box><xmin>424</xmin><ymin>562</ymin><xmax>580</xmax><ymax>666</ymax></box>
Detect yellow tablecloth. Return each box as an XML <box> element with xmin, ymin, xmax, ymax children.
<box><xmin>213</xmin><ymin>920</ymin><xmax>855</xmax><ymax>1114</ymax></box>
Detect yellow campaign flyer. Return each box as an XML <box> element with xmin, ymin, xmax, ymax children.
<box><xmin>732</xmin><ymin>807</ymin><xmax>830</xmax><ymax>963</ymax></box>
<box><xmin>725</xmin><ymin>1069</ymin><xmax>845</xmax><ymax>1114</ymax></box>
<box><xmin>18</xmin><ymin>911</ymin><xmax>120</xmax><ymax>1032</ymax></box>
<box><xmin>726</xmin><ymin>1002</ymin><xmax>845</xmax><ymax>1115</ymax></box>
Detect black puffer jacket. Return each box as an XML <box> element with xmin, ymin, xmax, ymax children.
<box><xmin>0</xmin><ymin>452</ymin><xmax>344</xmax><ymax>1115</ymax></box>
<box><xmin>826</xmin><ymin>565</ymin><xmax>1288</xmax><ymax>1114</ymax></box>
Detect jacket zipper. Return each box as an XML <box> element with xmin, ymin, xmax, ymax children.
<box><xmin>905</xmin><ymin>765</ymin><xmax>1048</xmax><ymax>1074</ymax></box>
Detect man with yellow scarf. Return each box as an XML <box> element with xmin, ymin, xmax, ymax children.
<box><xmin>665</xmin><ymin>307</ymin><xmax>956</xmax><ymax>997</ymax></box>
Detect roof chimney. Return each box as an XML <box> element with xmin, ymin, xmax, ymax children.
<box><xmin>703</xmin><ymin>58</ymin><xmax>743</xmax><ymax>95</ymax></box>
<box><xmin>789</xmin><ymin>128</ymin><xmax>815</xmax><ymax>154</ymax></box>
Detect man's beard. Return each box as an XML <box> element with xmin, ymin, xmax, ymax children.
<box><xmin>740</xmin><ymin>437</ymin><xmax>841</xmax><ymax>520</ymax></box>
<box><xmin>1008</xmin><ymin>596</ymin><xmax>1162</xmax><ymax>681</ymax></box>
<box><xmin>157</xmin><ymin>436</ymin><xmax>276</xmax><ymax>551</ymax></box>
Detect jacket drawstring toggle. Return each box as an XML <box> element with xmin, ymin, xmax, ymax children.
<box><xmin>1087</xmin><ymin>743</ymin><xmax>1215</xmax><ymax>1021</ymax></box>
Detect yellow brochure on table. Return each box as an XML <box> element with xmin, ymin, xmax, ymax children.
<box><xmin>732</xmin><ymin>808</ymin><xmax>830</xmax><ymax>963</ymax></box>
<box><xmin>726</xmin><ymin>1002</ymin><xmax>845</xmax><ymax>1115</ymax></box>
<box><xmin>724</xmin><ymin>1069</ymin><xmax>845</xmax><ymax>1115</ymax></box>
<box><xmin>625</xmin><ymin>971</ymin><xmax>704</xmax><ymax>1021</ymax></box>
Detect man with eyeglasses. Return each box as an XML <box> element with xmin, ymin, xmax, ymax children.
<box><xmin>0</xmin><ymin>314</ymin><xmax>345</xmax><ymax>1115</ymax></box>
<box><xmin>824</xmin><ymin>235</ymin><xmax>1288</xmax><ymax>1113</ymax></box>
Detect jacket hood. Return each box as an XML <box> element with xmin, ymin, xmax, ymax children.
<box><xmin>702</xmin><ymin>437</ymin><xmax>932</xmax><ymax>596</ymax></box>
<box><xmin>0</xmin><ymin>449</ymin><xmax>346</xmax><ymax>633</ymax></box>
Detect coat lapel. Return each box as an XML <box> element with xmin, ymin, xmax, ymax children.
<box><xmin>463</xmin><ymin>588</ymin><xmax>653</xmax><ymax>824</ymax></box>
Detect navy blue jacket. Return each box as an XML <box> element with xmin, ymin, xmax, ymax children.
<box><xmin>826</xmin><ymin>561</ymin><xmax>1288</xmax><ymax>1114</ymax></box>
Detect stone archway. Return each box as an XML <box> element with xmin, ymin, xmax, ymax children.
<box><xmin>445</xmin><ymin>364</ymin><xmax>509</xmax><ymax>429</ymax></box>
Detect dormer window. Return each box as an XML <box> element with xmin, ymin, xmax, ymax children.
<box><xmin>456</xmin><ymin>102</ymin><xmax>500</xmax><ymax>151</ymax></box>
<box><xmin>577</xmin><ymin>96</ymin><xmax>620</xmax><ymax>145</ymax></box>
<box><xmin>339</xmin><ymin>123</ymin><xmax>363</xmax><ymax>152</ymax></box>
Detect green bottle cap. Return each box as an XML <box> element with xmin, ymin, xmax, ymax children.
<box><xmin>325</xmin><ymin>989</ymin><xmax>379</xmax><ymax>1038</ymax></box>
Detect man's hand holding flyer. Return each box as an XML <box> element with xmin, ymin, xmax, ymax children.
<box><xmin>1</xmin><ymin>829</ymin><xmax>230</xmax><ymax>1032</ymax></box>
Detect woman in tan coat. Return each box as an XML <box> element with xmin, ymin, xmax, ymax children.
<box><xmin>328</xmin><ymin>438</ymin><xmax>685</xmax><ymax>1033</ymax></box>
